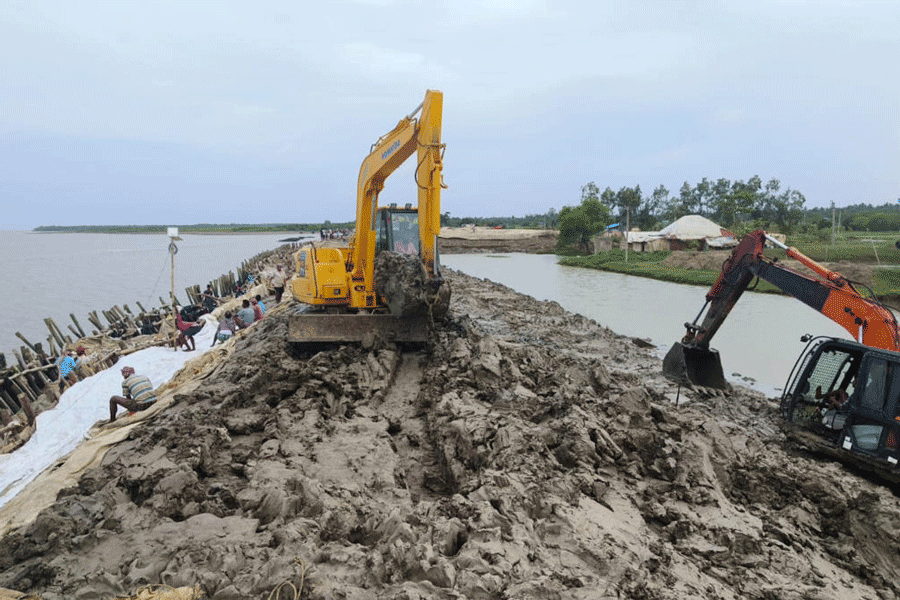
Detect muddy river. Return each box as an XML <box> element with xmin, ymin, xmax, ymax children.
<box><xmin>442</xmin><ymin>253</ymin><xmax>850</xmax><ymax>396</ymax></box>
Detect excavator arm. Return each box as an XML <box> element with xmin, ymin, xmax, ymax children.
<box><xmin>663</xmin><ymin>230</ymin><xmax>900</xmax><ymax>388</ymax></box>
<box><xmin>349</xmin><ymin>90</ymin><xmax>445</xmax><ymax>310</ymax></box>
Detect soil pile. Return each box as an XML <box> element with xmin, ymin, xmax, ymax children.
<box><xmin>4</xmin><ymin>271</ymin><xmax>900</xmax><ymax>599</ymax></box>
<box><xmin>374</xmin><ymin>253</ymin><xmax>431</xmax><ymax>318</ymax></box>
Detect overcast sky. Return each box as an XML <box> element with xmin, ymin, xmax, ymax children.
<box><xmin>2</xmin><ymin>0</ymin><xmax>898</xmax><ymax>230</ymax></box>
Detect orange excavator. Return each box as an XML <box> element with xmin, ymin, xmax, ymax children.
<box><xmin>664</xmin><ymin>231</ymin><xmax>900</xmax><ymax>480</ymax></box>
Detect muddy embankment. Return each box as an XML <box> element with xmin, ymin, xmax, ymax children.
<box><xmin>438</xmin><ymin>228</ymin><xmax>557</xmax><ymax>254</ymax></box>
<box><xmin>5</xmin><ymin>269</ymin><xmax>900</xmax><ymax>599</ymax></box>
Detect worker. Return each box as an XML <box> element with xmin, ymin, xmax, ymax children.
<box><xmin>271</xmin><ymin>265</ymin><xmax>286</xmax><ymax>304</ymax></box>
<box><xmin>236</xmin><ymin>299</ymin><xmax>256</xmax><ymax>329</ymax></box>
<box><xmin>200</xmin><ymin>285</ymin><xmax>220</xmax><ymax>314</ymax></box>
<box><xmin>174</xmin><ymin>311</ymin><xmax>204</xmax><ymax>351</ymax></box>
<box><xmin>251</xmin><ymin>298</ymin><xmax>264</xmax><ymax>321</ymax></box>
<box><xmin>109</xmin><ymin>366</ymin><xmax>157</xmax><ymax>422</ymax></box>
<box><xmin>56</xmin><ymin>351</ymin><xmax>79</xmax><ymax>390</ymax></box>
<box><xmin>212</xmin><ymin>311</ymin><xmax>238</xmax><ymax>346</ymax></box>
<box><xmin>816</xmin><ymin>386</ymin><xmax>851</xmax><ymax>430</ymax></box>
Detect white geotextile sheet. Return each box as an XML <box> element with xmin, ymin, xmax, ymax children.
<box><xmin>0</xmin><ymin>314</ymin><xmax>219</xmax><ymax>508</ymax></box>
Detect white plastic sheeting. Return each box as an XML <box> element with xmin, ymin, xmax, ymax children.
<box><xmin>0</xmin><ymin>315</ymin><xmax>219</xmax><ymax>508</ymax></box>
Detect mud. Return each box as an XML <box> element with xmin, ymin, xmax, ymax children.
<box><xmin>4</xmin><ymin>270</ymin><xmax>900</xmax><ymax>599</ymax></box>
<box><xmin>439</xmin><ymin>228</ymin><xmax>557</xmax><ymax>254</ymax></box>
<box><xmin>374</xmin><ymin>253</ymin><xmax>432</xmax><ymax>318</ymax></box>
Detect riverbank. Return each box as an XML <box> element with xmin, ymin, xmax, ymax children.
<box><xmin>4</xmin><ymin>268</ymin><xmax>900</xmax><ymax>598</ymax></box>
<box><xmin>439</xmin><ymin>226</ymin><xmax>557</xmax><ymax>254</ymax></box>
<box><xmin>561</xmin><ymin>249</ymin><xmax>900</xmax><ymax>307</ymax></box>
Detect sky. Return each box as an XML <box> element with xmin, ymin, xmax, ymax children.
<box><xmin>1</xmin><ymin>0</ymin><xmax>898</xmax><ymax>230</ymax></box>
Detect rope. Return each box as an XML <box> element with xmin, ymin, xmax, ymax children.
<box><xmin>147</xmin><ymin>252</ymin><xmax>171</xmax><ymax>304</ymax></box>
<box><xmin>266</xmin><ymin>557</ymin><xmax>310</xmax><ymax>600</ymax></box>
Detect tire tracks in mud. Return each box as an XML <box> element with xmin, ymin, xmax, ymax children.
<box><xmin>376</xmin><ymin>350</ymin><xmax>450</xmax><ymax>503</ymax></box>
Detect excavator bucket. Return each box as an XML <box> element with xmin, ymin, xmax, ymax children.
<box><xmin>288</xmin><ymin>313</ymin><xmax>428</xmax><ymax>343</ymax></box>
<box><xmin>662</xmin><ymin>342</ymin><xmax>727</xmax><ymax>389</ymax></box>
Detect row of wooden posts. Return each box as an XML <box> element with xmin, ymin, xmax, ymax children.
<box><xmin>0</xmin><ymin>247</ymin><xmax>288</xmax><ymax>418</ymax></box>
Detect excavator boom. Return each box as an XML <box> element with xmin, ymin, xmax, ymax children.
<box><xmin>664</xmin><ymin>230</ymin><xmax>900</xmax><ymax>388</ymax></box>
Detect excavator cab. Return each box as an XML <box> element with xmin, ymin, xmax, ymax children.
<box><xmin>781</xmin><ymin>336</ymin><xmax>900</xmax><ymax>479</ymax></box>
<box><xmin>376</xmin><ymin>207</ymin><xmax>420</xmax><ymax>256</ymax></box>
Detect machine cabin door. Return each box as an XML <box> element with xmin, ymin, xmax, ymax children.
<box><xmin>376</xmin><ymin>209</ymin><xmax>420</xmax><ymax>256</ymax></box>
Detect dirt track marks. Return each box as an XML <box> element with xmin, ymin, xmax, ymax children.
<box><xmin>377</xmin><ymin>351</ymin><xmax>450</xmax><ymax>503</ymax></box>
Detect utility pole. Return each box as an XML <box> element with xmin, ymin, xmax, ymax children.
<box><xmin>625</xmin><ymin>205</ymin><xmax>630</xmax><ymax>263</ymax></box>
<box><xmin>167</xmin><ymin>227</ymin><xmax>182</xmax><ymax>350</ymax></box>
<box><xmin>831</xmin><ymin>202</ymin><xmax>835</xmax><ymax>246</ymax></box>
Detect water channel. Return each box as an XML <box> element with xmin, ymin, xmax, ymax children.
<box><xmin>442</xmin><ymin>253</ymin><xmax>851</xmax><ymax>397</ymax></box>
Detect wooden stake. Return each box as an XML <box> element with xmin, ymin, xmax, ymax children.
<box><xmin>12</xmin><ymin>349</ymin><xmax>25</xmax><ymax>370</ymax></box>
<box><xmin>44</xmin><ymin>318</ymin><xmax>65</xmax><ymax>348</ymax></box>
<box><xmin>70</xmin><ymin>313</ymin><xmax>87</xmax><ymax>338</ymax></box>
<box><xmin>15</xmin><ymin>332</ymin><xmax>37</xmax><ymax>353</ymax></box>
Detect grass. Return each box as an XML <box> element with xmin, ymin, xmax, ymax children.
<box><xmin>560</xmin><ymin>250</ymin><xmax>785</xmax><ymax>294</ymax></box>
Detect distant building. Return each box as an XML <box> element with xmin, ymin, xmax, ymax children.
<box><xmin>593</xmin><ymin>215</ymin><xmax>740</xmax><ymax>253</ymax></box>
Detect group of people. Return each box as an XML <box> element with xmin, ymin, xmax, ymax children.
<box><xmin>50</xmin><ymin>264</ymin><xmax>289</xmax><ymax>424</ymax></box>
<box><xmin>175</xmin><ymin>264</ymin><xmax>287</xmax><ymax>351</ymax></box>
<box><xmin>211</xmin><ymin>296</ymin><xmax>266</xmax><ymax>346</ymax></box>
<box><xmin>319</xmin><ymin>228</ymin><xmax>348</xmax><ymax>240</ymax></box>
<box><xmin>56</xmin><ymin>346</ymin><xmax>88</xmax><ymax>390</ymax></box>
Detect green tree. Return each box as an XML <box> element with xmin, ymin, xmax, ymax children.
<box><xmin>557</xmin><ymin>195</ymin><xmax>611</xmax><ymax>253</ymax></box>
<box><xmin>678</xmin><ymin>181</ymin><xmax>695</xmax><ymax>216</ymax></box>
<box><xmin>693</xmin><ymin>177</ymin><xmax>712</xmax><ymax>217</ymax></box>
<box><xmin>581</xmin><ymin>181</ymin><xmax>600</xmax><ymax>203</ymax></box>
<box><xmin>709</xmin><ymin>178</ymin><xmax>732</xmax><ymax>223</ymax></box>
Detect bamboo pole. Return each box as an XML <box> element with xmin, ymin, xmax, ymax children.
<box><xmin>15</xmin><ymin>332</ymin><xmax>37</xmax><ymax>353</ymax></box>
<box><xmin>9</xmin><ymin>374</ymin><xmax>36</xmax><ymax>403</ymax></box>
<box><xmin>87</xmin><ymin>312</ymin><xmax>103</xmax><ymax>331</ymax></box>
<box><xmin>136</xmin><ymin>301</ymin><xmax>148</xmax><ymax>313</ymax></box>
<box><xmin>56</xmin><ymin>321</ymin><xmax>73</xmax><ymax>345</ymax></box>
<box><xmin>12</xmin><ymin>362</ymin><xmax>64</xmax><ymax>377</ymax></box>
<box><xmin>0</xmin><ymin>388</ymin><xmax>19</xmax><ymax>413</ymax></box>
<box><xmin>44</xmin><ymin>318</ymin><xmax>65</xmax><ymax>348</ymax></box>
<box><xmin>70</xmin><ymin>314</ymin><xmax>87</xmax><ymax>338</ymax></box>
<box><xmin>12</xmin><ymin>349</ymin><xmax>25</xmax><ymax>370</ymax></box>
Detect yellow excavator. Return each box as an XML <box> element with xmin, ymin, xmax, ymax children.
<box><xmin>288</xmin><ymin>89</ymin><xmax>448</xmax><ymax>342</ymax></box>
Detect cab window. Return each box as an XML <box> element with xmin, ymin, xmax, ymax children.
<box><xmin>859</xmin><ymin>358</ymin><xmax>893</xmax><ymax>414</ymax></box>
<box><xmin>391</xmin><ymin>213</ymin><xmax>419</xmax><ymax>255</ymax></box>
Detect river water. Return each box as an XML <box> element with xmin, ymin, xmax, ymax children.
<box><xmin>1</xmin><ymin>232</ymin><xmax>853</xmax><ymax>395</ymax></box>
<box><xmin>0</xmin><ymin>231</ymin><xmax>310</xmax><ymax>362</ymax></box>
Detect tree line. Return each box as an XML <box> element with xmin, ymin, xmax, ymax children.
<box><xmin>552</xmin><ymin>176</ymin><xmax>806</xmax><ymax>252</ymax></box>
